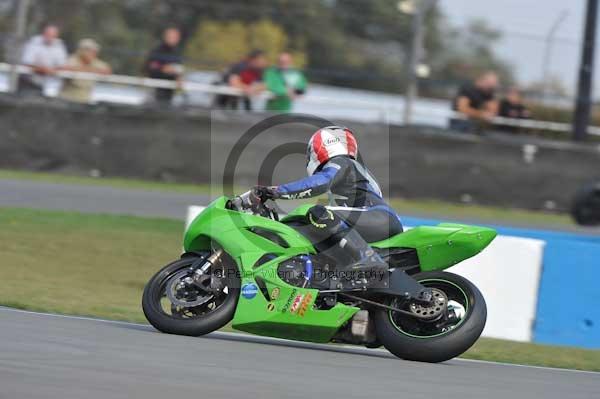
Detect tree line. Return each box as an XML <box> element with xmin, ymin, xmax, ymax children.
<box><xmin>0</xmin><ymin>0</ymin><xmax>513</xmax><ymax>96</ymax></box>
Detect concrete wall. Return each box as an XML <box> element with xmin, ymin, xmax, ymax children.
<box><xmin>1</xmin><ymin>95</ymin><xmax>599</xmax><ymax>211</ymax></box>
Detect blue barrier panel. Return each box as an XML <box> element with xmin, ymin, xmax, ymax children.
<box><xmin>534</xmin><ymin>239</ymin><xmax>600</xmax><ymax>348</ymax></box>
<box><xmin>400</xmin><ymin>214</ymin><xmax>600</xmax><ymax>348</ymax></box>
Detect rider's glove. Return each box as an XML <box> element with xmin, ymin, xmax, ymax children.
<box><xmin>252</xmin><ymin>185</ymin><xmax>281</xmax><ymax>201</ymax></box>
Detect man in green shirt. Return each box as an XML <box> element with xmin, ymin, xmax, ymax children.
<box><xmin>264</xmin><ymin>52</ymin><xmax>307</xmax><ymax>112</ymax></box>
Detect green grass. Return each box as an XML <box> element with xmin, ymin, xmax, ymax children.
<box><xmin>0</xmin><ymin>168</ymin><xmax>577</xmax><ymax>229</ymax></box>
<box><xmin>388</xmin><ymin>198</ymin><xmax>575</xmax><ymax>229</ymax></box>
<box><xmin>465</xmin><ymin>338</ymin><xmax>600</xmax><ymax>372</ymax></box>
<box><xmin>0</xmin><ymin>207</ymin><xmax>598</xmax><ymax>371</ymax></box>
<box><xmin>0</xmin><ymin>207</ymin><xmax>183</xmax><ymax>322</ymax></box>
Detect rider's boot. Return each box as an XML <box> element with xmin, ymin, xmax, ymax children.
<box><xmin>307</xmin><ymin>205</ymin><xmax>433</xmax><ymax>303</ymax></box>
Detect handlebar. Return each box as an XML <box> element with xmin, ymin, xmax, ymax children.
<box><xmin>226</xmin><ymin>190</ymin><xmax>279</xmax><ymax>221</ymax></box>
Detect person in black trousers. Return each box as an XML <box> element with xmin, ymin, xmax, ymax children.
<box><xmin>144</xmin><ymin>28</ymin><xmax>184</xmax><ymax>105</ymax></box>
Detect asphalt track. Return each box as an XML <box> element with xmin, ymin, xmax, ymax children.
<box><xmin>2</xmin><ymin>179</ymin><xmax>600</xmax><ymax>397</ymax></box>
<box><xmin>1</xmin><ymin>178</ymin><xmax>598</xmax><ymax>234</ymax></box>
<box><xmin>0</xmin><ymin>178</ymin><xmax>211</xmax><ymax>219</ymax></box>
<box><xmin>1</xmin><ymin>307</ymin><xmax>598</xmax><ymax>399</ymax></box>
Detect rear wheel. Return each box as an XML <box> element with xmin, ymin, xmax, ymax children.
<box><xmin>571</xmin><ymin>182</ymin><xmax>600</xmax><ymax>226</ymax></box>
<box><xmin>142</xmin><ymin>251</ymin><xmax>240</xmax><ymax>336</ymax></box>
<box><xmin>373</xmin><ymin>271</ymin><xmax>486</xmax><ymax>363</ymax></box>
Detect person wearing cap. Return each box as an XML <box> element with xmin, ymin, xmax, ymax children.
<box><xmin>59</xmin><ymin>38</ymin><xmax>112</xmax><ymax>103</ymax></box>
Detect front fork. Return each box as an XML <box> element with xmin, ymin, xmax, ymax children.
<box><xmin>183</xmin><ymin>249</ymin><xmax>226</xmax><ymax>294</ymax></box>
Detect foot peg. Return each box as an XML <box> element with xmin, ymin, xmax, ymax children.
<box><xmin>402</xmin><ymin>288</ymin><xmax>434</xmax><ymax>306</ymax></box>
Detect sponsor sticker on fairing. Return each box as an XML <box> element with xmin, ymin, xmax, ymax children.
<box><xmin>281</xmin><ymin>289</ymin><xmax>297</xmax><ymax>313</ymax></box>
<box><xmin>289</xmin><ymin>294</ymin><xmax>304</xmax><ymax>314</ymax></box>
<box><xmin>270</xmin><ymin>287</ymin><xmax>280</xmax><ymax>301</ymax></box>
<box><xmin>241</xmin><ymin>283</ymin><xmax>258</xmax><ymax>300</ymax></box>
<box><xmin>297</xmin><ymin>293</ymin><xmax>313</xmax><ymax>317</ymax></box>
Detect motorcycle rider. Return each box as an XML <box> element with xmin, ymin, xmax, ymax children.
<box><xmin>254</xmin><ymin>126</ymin><xmax>431</xmax><ymax>301</ymax></box>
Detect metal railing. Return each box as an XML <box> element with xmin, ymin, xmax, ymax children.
<box><xmin>2</xmin><ymin>62</ymin><xmax>599</xmax><ymax>137</ymax></box>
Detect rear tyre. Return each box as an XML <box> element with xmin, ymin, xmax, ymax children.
<box><xmin>142</xmin><ymin>252</ymin><xmax>240</xmax><ymax>336</ymax></box>
<box><xmin>373</xmin><ymin>271</ymin><xmax>486</xmax><ymax>363</ymax></box>
<box><xmin>571</xmin><ymin>182</ymin><xmax>600</xmax><ymax>226</ymax></box>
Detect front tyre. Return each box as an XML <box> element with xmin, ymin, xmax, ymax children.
<box><xmin>142</xmin><ymin>252</ymin><xmax>240</xmax><ymax>336</ymax></box>
<box><xmin>373</xmin><ymin>271</ymin><xmax>486</xmax><ymax>363</ymax></box>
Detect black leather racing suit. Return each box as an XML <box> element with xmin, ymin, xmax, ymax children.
<box><xmin>275</xmin><ymin>155</ymin><xmax>403</xmax><ymax>242</ymax></box>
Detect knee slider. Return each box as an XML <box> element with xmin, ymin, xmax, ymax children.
<box><xmin>308</xmin><ymin>205</ymin><xmax>338</xmax><ymax>230</ymax></box>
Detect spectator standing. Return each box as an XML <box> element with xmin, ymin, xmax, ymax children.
<box><xmin>144</xmin><ymin>27</ymin><xmax>184</xmax><ymax>105</ymax></box>
<box><xmin>59</xmin><ymin>39</ymin><xmax>111</xmax><ymax>103</ymax></box>
<box><xmin>215</xmin><ymin>49</ymin><xmax>267</xmax><ymax>111</ymax></box>
<box><xmin>449</xmin><ymin>71</ymin><xmax>499</xmax><ymax>133</ymax></box>
<box><xmin>264</xmin><ymin>52</ymin><xmax>307</xmax><ymax>112</ymax></box>
<box><xmin>19</xmin><ymin>24</ymin><xmax>67</xmax><ymax>96</ymax></box>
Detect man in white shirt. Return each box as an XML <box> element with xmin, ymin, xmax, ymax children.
<box><xmin>19</xmin><ymin>25</ymin><xmax>67</xmax><ymax>96</ymax></box>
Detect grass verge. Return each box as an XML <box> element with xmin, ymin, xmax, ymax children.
<box><xmin>0</xmin><ymin>168</ymin><xmax>576</xmax><ymax>229</ymax></box>
<box><xmin>1</xmin><ymin>207</ymin><xmax>597</xmax><ymax>371</ymax></box>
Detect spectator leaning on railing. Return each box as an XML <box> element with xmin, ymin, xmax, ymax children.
<box><xmin>19</xmin><ymin>24</ymin><xmax>67</xmax><ymax>97</ymax></box>
<box><xmin>144</xmin><ymin>27</ymin><xmax>184</xmax><ymax>105</ymax></box>
<box><xmin>449</xmin><ymin>71</ymin><xmax>499</xmax><ymax>133</ymax></box>
<box><xmin>499</xmin><ymin>87</ymin><xmax>530</xmax><ymax>120</ymax></box>
<box><xmin>59</xmin><ymin>39</ymin><xmax>112</xmax><ymax>104</ymax></box>
<box><xmin>264</xmin><ymin>52</ymin><xmax>307</xmax><ymax>112</ymax></box>
<box><xmin>497</xmin><ymin>87</ymin><xmax>531</xmax><ymax>133</ymax></box>
<box><xmin>215</xmin><ymin>49</ymin><xmax>267</xmax><ymax>111</ymax></box>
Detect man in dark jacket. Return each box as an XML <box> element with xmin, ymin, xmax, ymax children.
<box><xmin>449</xmin><ymin>71</ymin><xmax>499</xmax><ymax>133</ymax></box>
<box><xmin>144</xmin><ymin>28</ymin><xmax>183</xmax><ymax>104</ymax></box>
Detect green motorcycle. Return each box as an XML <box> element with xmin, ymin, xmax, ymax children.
<box><xmin>142</xmin><ymin>190</ymin><xmax>496</xmax><ymax>363</ymax></box>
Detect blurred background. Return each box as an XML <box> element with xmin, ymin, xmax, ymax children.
<box><xmin>1</xmin><ymin>0</ymin><xmax>600</xmax><ymax>369</ymax></box>
<box><xmin>0</xmin><ymin>0</ymin><xmax>597</xmax><ymax>126</ymax></box>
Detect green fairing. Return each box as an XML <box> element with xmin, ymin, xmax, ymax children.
<box><xmin>183</xmin><ymin>198</ymin><xmax>496</xmax><ymax>343</ymax></box>
<box><xmin>184</xmin><ymin>198</ymin><xmax>357</xmax><ymax>343</ymax></box>
<box><xmin>371</xmin><ymin>224</ymin><xmax>497</xmax><ymax>271</ymax></box>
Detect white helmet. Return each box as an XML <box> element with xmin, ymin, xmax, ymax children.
<box><xmin>306</xmin><ymin>126</ymin><xmax>358</xmax><ymax>175</ymax></box>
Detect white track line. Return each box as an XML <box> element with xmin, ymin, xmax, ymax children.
<box><xmin>2</xmin><ymin>306</ymin><xmax>598</xmax><ymax>375</ymax></box>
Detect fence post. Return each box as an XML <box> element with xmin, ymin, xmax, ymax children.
<box><xmin>573</xmin><ymin>0</ymin><xmax>598</xmax><ymax>142</ymax></box>
<box><xmin>9</xmin><ymin>0</ymin><xmax>31</xmax><ymax>93</ymax></box>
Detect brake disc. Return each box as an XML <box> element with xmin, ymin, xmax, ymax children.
<box><xmin>166</xmin><ymin>269</ymin><xmax>214</xmax><ymax>308</ymax></box>
<box><xmin>408</xmin><ymin>288</ymin><xmax>448</xmax><ymax>320</ymax></box>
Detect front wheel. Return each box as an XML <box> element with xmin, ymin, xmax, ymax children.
<box><xmin>373</xmin><ymin>271</ymin><xmax>486</xmax><ymax>363</ymax></box>
<box><xmin>142</xmin><ymin>251</ymin><xmax>240</xmax><ymax>336</ymax></box>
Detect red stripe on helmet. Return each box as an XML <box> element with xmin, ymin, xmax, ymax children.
<box><xmin>313</xmin><ymin>130</ymin><xmax>329</xmax><ymax>164</ymax></box>
<box><xmin>345</xmin><ymin>129</ymin><xmax>357</xmax><ymax>158</ymax></box>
